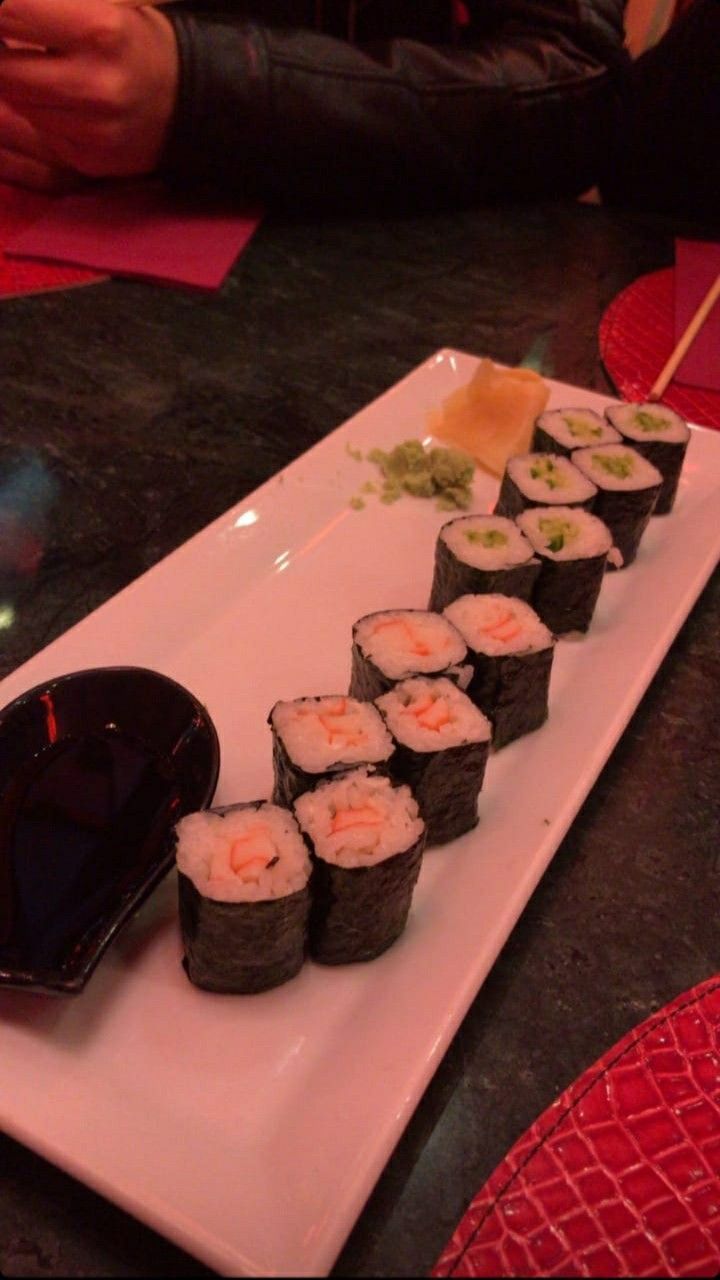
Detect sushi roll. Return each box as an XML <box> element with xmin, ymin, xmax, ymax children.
<box><xmin>270</xmin><ymin>694</ymin><xmax>394</xmax><ymax>807</ymax></box>
<box><xmin>604</xmin><ymin>402</ymin><xmax>690</xmax><ymax>514</ymax></box>
<box><xmin>375</xmin><ymin>676</ymin><xmax>492</xmax><ymax>846</ymax></box>
<box><xmin>175</xmin><ymin>801</ymin><xmax>312</xmax><ymax>994</ymax></box>
<box><xmin>516</xmin><ymin>506</ymin><xmax>613</xmax><ymax>635</ymax></box>
<box><xmin>494</xmin><ymin>453</ymin><xmax>597</xmax><ymax>520</ymax></box>
<box><xmin>444</xmin><ymin>593</ymin><xmax>555</xmax><ymax>750</ymax></box>
<box><xmin>532</xmin><ymin>407</ymin><xmax>621</xmax><ymax>455</ymax></box>
<box><xmin>571</xmin><ymin>443</ymin><xmax>662</xmax><ymax>568</ymax></box>
<box><xmin>428</xmin><ymin>513</ymin><xmax>540</xmax><ymax>612</ymax></box>
<box><xmin>349</xmin><ymin>609</ymin><xmax>471</xmax><ymax>702</ymax></box>
<box><xmin>294</xmin><ymin>767</ymin><xmax>425</xmax><ymax>965</ymax></box>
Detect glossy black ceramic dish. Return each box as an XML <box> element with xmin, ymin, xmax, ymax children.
<box><xmin>0</xmin><ymin>666</ymin><xmax>220</xmax><ymax>995</ymax></box>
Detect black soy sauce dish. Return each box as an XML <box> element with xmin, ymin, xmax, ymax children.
<box><xmin>0</xmin><ymin>666</ymin><xmax>220</xmax><ymax>995</ymax></box>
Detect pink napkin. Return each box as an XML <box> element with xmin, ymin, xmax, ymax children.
<box><xmin>0</xmin><ymin>183</ymin><xmax>104</xmax><ymax>298</ymax></box>
<box><xmin>673</xmin><ymin>238</ymin><xmax>720</xmax><ymax>391</ymax></box>
<box><xmin>6</xmin><ymin>179</ymin><xmax>262</xmax><ymax>291</ymax></box>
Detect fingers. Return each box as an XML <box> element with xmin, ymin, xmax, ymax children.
<box><xmin>0</xmin><ymin>96</ymin><xmax>56</xmax><ymax>161</ymax></box>
<box><xmin>0</xmin><ymin>96</ymin><xmax>82</xmax><ymax>188</ymax></box>
<box><xmin>0</xmin><ymin>0</ymin><xmax>122</xmax><ymax>50</ymax></box>
<box><xmin>0</xmin><ymin>145</ymin><xmax>75</xmax><ymax>191</ymax></box>
<box><xmin>0</xmin><ymin>7</ymin><xmax>173</xmax><ymax>114</ymax></box>
<box><xmin>0</xmin><ymin>47</ymin><xmax>96</xmax><ymax>110</ymax></box>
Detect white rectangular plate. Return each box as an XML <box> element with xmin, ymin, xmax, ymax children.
<box><xmin>1</xmin><ymin>350</ymin><xmax>719</xmax><ymax>1278</ymax></box>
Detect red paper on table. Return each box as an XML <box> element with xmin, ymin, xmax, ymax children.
<box><xmin>0</xmin><ymin>183</ymin><xmax>104</xmax><ymax>298</ymax></box>
<box><xmin>674</xmin><ymin>238</ymin><xmax>720</xmax><ymax>391</ymax></box>
<box><xmin>599</xmin><ymin>270</ymin><xmax>720</xmax><ymax>431</ymax></box>
<box><xmin>6</xmin><ymin>179</ymin><xmax>262</xmax><ymax>291</ymax></box>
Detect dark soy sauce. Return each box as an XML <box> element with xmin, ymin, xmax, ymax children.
<box><xmin>0</xmin><ymin>729</ymin><xmax>182</xmax><ymax>973</ymax></box>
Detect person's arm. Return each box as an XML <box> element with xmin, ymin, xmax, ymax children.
<box><xmin>161</xmin><ymin>0</ymin><xmax>630</xmax><ymax>210</ymax></box>
<box><xmin>0</xmin><ymin>0</ymin><xmax>628</xmax><ymax>208</ymax></box>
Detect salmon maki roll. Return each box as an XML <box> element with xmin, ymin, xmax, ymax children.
<box><xmin>269</xmin><ymin>694</ymin><xmax>394</xmax><ymax>806</ymax></box>
<box><xmin>350</xmin><ymin>609</ymin><xmax>471</xmax><ymax>702</ymax></box>
<box><xmin>175</xmin><ymin>801</ymin><xmax>312</xmax><ymax>994</ymax></box>
<box><xmin>444</xmin><ymin>593</ymin><xmax>555</xmax><ymax>750</ymax></box>
<box><xmin>375</xmin><ymin>676</ymin><xmax>492</xmax><ymax>846</ymax></box>
<box><xmin>294</xmin><ymin>767</ymin><xmax>425</xmax><ymax>965</ymax></box>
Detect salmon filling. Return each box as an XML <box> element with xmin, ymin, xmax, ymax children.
<box><xmin>271</xmin><ymin>695</ymin><xmax>394</xmax><ymax>773</ymax></box>
<box><xmin>294</xmin><ymin>768</ymin><xmax>424</xmax><ymax>868</ymax></box>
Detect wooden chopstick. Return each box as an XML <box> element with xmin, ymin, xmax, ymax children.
<box><xmin>648</xmin><ymin>270</ymin><xmax>720</xmax><ymax>402</ymax></box>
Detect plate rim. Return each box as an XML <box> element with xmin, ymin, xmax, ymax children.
<box><xmin>0</xmin><ymin>350</ymin><xmax>718</xmax><ymax>1275</ymax></box>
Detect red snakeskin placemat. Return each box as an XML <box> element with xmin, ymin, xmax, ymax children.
<box><xmin>434</xmin><ymin>975</ymin><xmax>720</xmax><ymax>1278</ymax></box>
<box><xmin>599</xmin><ymin>270</ymin><xmax>720</xmax><ymax>431</ymax></box>
<box><xmin>0</xmin><ymin>184</ymin><xmax>103</xmax><ymax>298</ymax></box>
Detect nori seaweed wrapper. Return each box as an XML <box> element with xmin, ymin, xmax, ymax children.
<box><xmin>531</xmin><ymin>419</ymin><xmax>615</xmax><ymax>457</ymax></box>
<box><xmin>531</xmin><ymin>424</ymin><xmax>574</xmax><ymax>456</ymax></box>
<box><xmin>386</xmin><ymin>738</ymin><xmax>489</xmax><ymax>846</ymax></box>
<box><xmin>349</xmin><ymin>641</ymin><xmax>395</xmax><ymax>702</ymax></box>
<box><xmin>530</xmin><ymin>551</ymin><xmax>608</xmax><ymax>634</ymax></box>
<box><xmin>494</xmin><ymin>469</ymin><xmax>596</xmax><ymax>520</ymax></box>
<box><xmin>494</xmin><ymin>470</ymin><xmax>529</xmax><ymax>520</ymax></box>
<box><xmin>465</xmin><ymin>646</ymin><xmax>554</xmax><ymax>750</ymax></box>
<box><xmin>178</xmin><ymin>872</ymin><xmax>310</xmax><ymax>994</ymax></box>
<box><xmin>613</xmin><ymin>437</ymin><xmax>687</xmax><ymax>515</ymax></box>
<box><xmin>270</xmin><ymin>700</ymin><xmax>394</xmax><ymax>807</ymax></box>
<box><xmin>591</xmin><ymin>482</ymin><xmax>660</xmax><ymax>568</ymax></box>
<box><xmin>272</xmin><ymin>730</ymin><xmax>343</xmax><ymax>808</ymax></box>
<box><xmin>428</xmin><ymin>532</ymin><xmax>540</xmax><ymax>612</ymax></box>
<box><xmin>307</xmin><ymin>832</ymin><xmax>425</xmax><ymax>965</ymax></box>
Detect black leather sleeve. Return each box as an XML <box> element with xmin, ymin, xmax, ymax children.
<box><xmin>160</xmin><ymin>0</ymin><xmax>629</xmax><ymax>211</ymax></box>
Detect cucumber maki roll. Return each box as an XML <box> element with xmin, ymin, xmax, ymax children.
<box><xmin>494</xmin><ymin>453</ymin><xmax>597</xmax><ymax>520</ymax></box>
<box><xmin>428</xmin><ymin>513</ymin><xmax>540</xmax><ymax>612</ymax></box>
<box><xmin>175</xmin><ymin>801</ymin><xmax>312</xmax><ymax>994</ymax></box>
<box><xmin>349</xmin><ymin>609</ymin><xmax>471</xmax><ymax>702</ymax></box>
<box><xmin>444</xmin><ymin>593</ymin><xmax>555</xmax><ymax>750</ymax></box>
<box><xmin>375</xmin><ymin>676</ymin><xmax>492</xmax><ymax>846</ymax></box>
<box><xmin>270</xmin><ymin>695</ymin><xmax>394</xmax><ymax>807</ymax></box>
<box><xmin>516</xmin><ymin>506</ymin><xmax>613</xmax><ymax>635</ymax></box>
<box><xmin>604</xmin><ymin>402</ymin><xmax>690</xmax><ymax>514</ymax></box>
<box><xmin>294</xmin><ymin>767</ymin><xmax>425</xmax><ymax>965</ymax></box>
<box><xmin>532</xmin><ymin>407</ymin><xmax>620</xmax><ymax>455</ymax></box>
<box><xmin>571</xmin><ymin>444</ymin><xmax>662</xmax><ymax>568</ymax></box>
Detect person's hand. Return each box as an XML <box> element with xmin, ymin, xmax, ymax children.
<box><xmin>0</xmin><ymin>0</ymin><xmax>179</xmax><ymax>191</ymax></box>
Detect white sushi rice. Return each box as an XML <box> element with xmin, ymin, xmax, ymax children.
<box><xmin>439</xmin><ymin>513</ymin><xmax>535</xmax><ymax>571</ymax></box>
<box><xmin>376</xmin><ymin>676</ymin><xmax>491</xmax><ymax>752</ymax></box>
<box><xmin>536</xmin><ymin>408</ymin><xmax>620</xmax><ymax>449</ymax></box>
<box><xmin>353</xmin><ymin>610</ymin><xmax>467</xmax><ymax>680</ymax></box>
<box><xmin>506</xmin><ymin>453</ymin><xmax>597</xmax><ymax>505</ymax></box>
<box><xmin>271</xmin><ymin>695</ymin><xmax>394</xmax><ymax>774</ymax></box>
<box><xmin>605</xmin><ymin>402</ymin><xmax>690</xmax><ymax>445</ymax></box>
<box><xmin>294</xmin><ymin>767</ymin><xmax>424</xmax><ymax>868</ymax></box>
<box><xmin>517</xmin><ymin>506</ymin><xmax>612</xmax><ymax>562</ymax></box>
<box><xmin>175</xmin><ymin>803</ymin><xmax>311</xmax><ymax>903</ymax></box>
<box><xmin>444</xmin><ymin>593</ymin><xmax>553</xmax><ymax>657</ymax></box>
<box><xmin>572</xmin><ymin>443</ymin><xmax>663</xmax><ymax>492</ymax></box>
